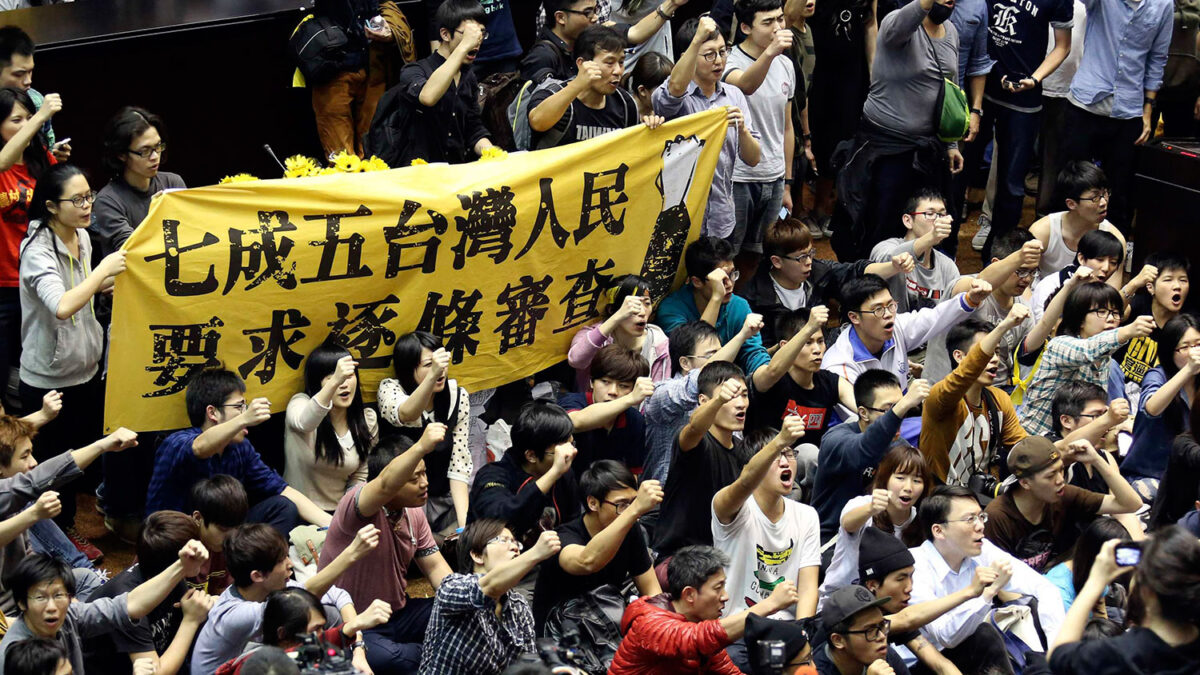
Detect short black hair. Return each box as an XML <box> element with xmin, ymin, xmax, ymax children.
<box><xmin>666</xmin><ymin>545</ymin><xmax>730</xmax><ymax>597</ymax></box>
<box><xmin>919</xmin><ymin>485</ymin><xmax>978</xmax><ymax>541</ymax></box>
<box><xmin>1076</xmin><ymin>230</ymin><xmax>1124</xmax><ymax>266</ymax></box>
<box><xmin>4</xmin><ymin>638</ymin><xmax>68</xmax><ymax>675</ymax></box>
<box><xmin>674</xmin><ymin>17</ymin><xmax>727</xmax><ymax>51</ymax></box>
<box><xmin>574</xmin><ymin>24</ymin><xmax>627</xmax><ymax>61</ymax></box>
<box><xmin>1050</xmin><ymin>381</ymin><xmax>1108</xmax><ymax>434</ymax></box>
<box><xmin>945</xmin><ymin>318</ymin><xmax>994</xmax><ymax>366</ymax></box>
<box><xmin>366</xmin><ymin>434</ymin><xmax>416</xmax><ymax>482</ymax></box>
<box><xmin>777</xmin><ymin>307</ymin><xmax>814</xmax><ymax>343</ymax></box>
<box><xmin>435</xmin><ymin>0</ymin><xmax>487</xmax><ymax>39</ymax></box>
<box><xmin>185</xmin><ymin>369</ymin><xmax>246</xmax><ymax>428</ymax></box>
<box><xmin>138</xmin><ymin>511</ymin><xmax>201</xmax><ymax>578</ymax></box>
<box><xmin>735</xmin><ymin>0</ymin><xmax>784</xmax><ymax>29</ymax></box>
<box><xmin>458</xmin><ymin>518</ymin><xmax>508</xmax><ymax>573</ymax></box>
<box><xmin>684</xmin><ymin>236</ymin><xmax>735</xmax><ymax>280</ymax></box>
<box><xmin>580</xmin><ymin>459</ymin><xmax>637</xmax><ymax>506</ymax></box>
<box><xmin>224</xmin><ymin>524</ymin><xmax>288</xmax><ymax>588</ymax></box>
<box><xmin>262</xmin><ymin>587</ymin><xmax>323</xmax><ymax>646</ymax></box>
<box><xmin>190</xmin><ymin>474</ymin><xmax>249</xmax><ymax>528</ymax></box>
<box><xmin>696</xmin><ymin>360</ymin><xmax>745</xmax><ymax>398</ymax></box>
<box><xmin>511</xmin><ymin>401</ymin><xmax>574</xmax><ymax>463</ymax></box>
<box><xmin>1058</xmin><ymin>282</ymin><xmax>1123</xmax><ymax>337</ymax></box>
<box><xmin>734</xmin><ymin>428</ymin><xmax>776</xmax><ymax>464</ymax></box>
<box><xmin>1057</xmin><ymin>161</ymin><xmax>1108</xmax><ymax>205</ymax></box>
<box><xmin>841</xmin><ymin>275</ymin><xmax>891</xmax><ymax>320</ymax></box>
<box><xmin>1145</xmin><ymin>251</ymin><xmax>1191</xmax><ymax>278</ymax></box>
<box><xmin>668</xmin><ymin>320</ymin><xmax>720</xmax><ymax>372</ymax></box>
<box><xmin>240</xmin><ymin>646</ymin><xmax>301</xmax><ymax>675</ymax></box>
<box><xmin>991</xmin><ymin>228</ymin><xmax>1033</xmax><ymax>263</ymax></box>
<box><xmin>853</xmin><ymin>369</ymin><xmax>901</xmax><ymax>410</ymax></box>
<box><xmin>5</xmin><ymin>554</ymin><xmax>74</xmax><ymax>609</ymax></box>
<box><xmin>903</xmin><ymin>187</ymin><xmax>945</xmax><ymax>216</ymax></box>
<box><xmin>0</xmin><ymin>26</ymin><xmax>34</xmax><ymax>70</ymax></box>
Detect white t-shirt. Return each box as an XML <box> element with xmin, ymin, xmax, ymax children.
<box><xmin>818</xmin><ymin>494</ymin><xmax>916</xmax><ymax>604</ymax></box>
<box><xmin>771</xmin><ymin>276</ymin><xmax>810</xmax><ymax>311</ymax></box>
<box><xmin>712</xmin><ymin>494</ymin><xmax>821</xmax><ymax>620</ymax></box>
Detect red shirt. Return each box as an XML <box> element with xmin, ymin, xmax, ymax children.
<box><xmin>0</xmin><ymin>153</ymin><xmax>54</xmax><ymax>287</ymax></box>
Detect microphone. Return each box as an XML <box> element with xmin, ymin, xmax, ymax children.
<box><xmin>263</xmin><ymin>144</ymin><xmax>286</xmax><ymax>173</ymax></box>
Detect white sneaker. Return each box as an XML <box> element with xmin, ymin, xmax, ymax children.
<box><xmin>818</xmin><ymin>215</ymin><xmax>834</xmax><ymax>238</ymax></box>
<box><xmin>971</xmin><ymin>220</ymin><xmax>990</xmax><ymax>252</ymax></box>
<box><xmin>806</xmin><ymin>218</ymin><xmax>825</xmax><ymax>240</ymax></box>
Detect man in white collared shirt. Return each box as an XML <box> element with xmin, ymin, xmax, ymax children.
<box><xmin>908</xmin><ymin>485</ymin><xmax>1065</xmax><ymax>660</ymax></box>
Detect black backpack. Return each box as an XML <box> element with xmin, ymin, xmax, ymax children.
<box><xmin>363</xmin><ymin>84</ymin><xmax>414</xmax><ymax>167</ymax></box>
<box><xmin>289</xmin><ymin>14</ymin><xmax>349</xmax><ymax>85</ymax></box>
<box><xmin>543</xmin><ymin>582</ymin><xmax>633</xmax><ymax>673</ymax></box>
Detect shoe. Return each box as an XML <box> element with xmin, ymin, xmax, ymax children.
<box><xmin>65</xmin><ymin>527</ymin><xmax>103</xmax><ymax>563</ymax></box>
<box><xmin>818</xmin><ymin>215</ymin><xmax>834</xmax><ymax>238</ymax></box>
<box><xmin>104</xmin><ymin>514</ymin><xmax>141</xmax><ymax>545</ymax></box>
<box><xmin>971</xmin><ymin>220</ymin><xmax>991</xmax><ymax>252</ymax></box>
<box><xmin>1024</xmin><ymin>172</ymin><xmax>1040</xmax><ymax>197</ymax></box>
<box><xmin>804</xmin><ymin>215</ymin><xmax>824</xmax><ymax>240</ymax></box>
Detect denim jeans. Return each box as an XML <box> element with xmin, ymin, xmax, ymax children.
<box><xmin>729</xmin><ymin>178</ymin><xmax>785</xmax><ymax>255</ymax></box>
<box><xmin>246</xmin><ymin>493</ymin><xmax>302</xmax><ymax>539</ymax></box>
<box><xmin>28</xmin><ymin>518</ymin><xmax>94</xmax><ymax>569</ymax></box>
<box><xmin>364</xmin><ymin>597</ymin><xmax>435</xmax><ymax>675</ymax></box>
<box><xmin>981</xmin><ymin>100</ymin><xmax>1042</xmax><ymax>261</ymax></box>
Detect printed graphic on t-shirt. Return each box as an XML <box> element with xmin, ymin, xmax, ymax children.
<box><xmin>784</xmin><ymin>403</ymin><xmax>828</xmax><ymax>431</ymax></box>
<box><xmin>1119</xmin><ymin>336</ymin><xmax>1158</xmax><ymax>385</ymax></box>
<box><xmin>905</xmin><ymin>277</ymin><xmax>943</xmax><ymax>309</ymax></box>
<box><xmin>746</xmin><ymin>539</ymin><xmax>795</xmax><ymax>607</ymax></box>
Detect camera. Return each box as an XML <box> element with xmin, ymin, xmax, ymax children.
<box><xmin>753</xmin><ymin>639</ymin><xmax>787</xmax><ymax>675</ymax></box>
<box><xmin>294</xmin><ymin>631</ymin><xmax>360</xmax><ymax>674</ymax></box>
<box><xmin>1115</xmin><ymin>542</ymin><xmax>1142</xmax><ymax>567</ymax></box>
<box><xmin>968</xmin><ymin>472</ymin><xmax>1001</xmax><ymax>500</ymax></box>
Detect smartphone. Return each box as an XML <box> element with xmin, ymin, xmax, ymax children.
<box><xmin>51</xmin><ymin>137</ymin><xmax>71</xmax><ymax>149</ymax></box>
<box><xmin>779</xmin><ymin>207</ymin><xmax>790</xmax><ymax>221</ymax></box>
<box><xmin>1115</xmin><ymin>542</ymin><xmax>1142</xmax><ymax>567</ymax></box>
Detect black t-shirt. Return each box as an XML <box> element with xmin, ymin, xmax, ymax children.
<box><xmin>653</xmin><ymin>432</ymin><xmax>743</xmax><ymax>560</ymax></box>
<box><xmin>1048</xmin><ymin>627</ymin><xmax>1200</xmax><ymax>675</ymax></box>
<box><xmin>748</xmin><ymin>369</ymin><xmax>840</xmax><ymax>447</ymax></box>
<box><xmin>531</xmin><ymin>515</ymin><xmax>653</xmax><ymax>631</ymax></box>
<box><xmin>82</xmin><ymin>564</ymin><xmax>186</xmax><ymax>674</ymax></box>
<box><xmin>1113</xmin><ymin>294</ymin><xmax>1162</xmax><ymax>386</ymax></box>
<box><xmin>528</xmin><ymin>85</ymin><xmax>638</xmax><ymax>149</ymax></box>
<box><xmin>983</xmin><ymin>0</ymin><xmax>1074</xmax><ymax>109</ymax></box>
<box><xmin>810</xmin><ymin>622</ymin><xmax>912</xmax><ymax>675</ymax></box>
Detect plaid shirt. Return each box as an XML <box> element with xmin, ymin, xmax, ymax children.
<box><xmin>1019</xmin><ymin>329</ymin><xmax>1123</xmax><ymax>436</ymax></box>
<box><xmin>419</xmin><ymin>573</ymin><xmax>535</xmax><ymax>675</ymax></box>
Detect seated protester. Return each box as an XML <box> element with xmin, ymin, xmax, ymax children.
<box><xmin>811</xmin><ymin>585</ymin><xmax>911</xmax><ymax>675</ymax></box>
<box><xmin>568</xmin><ymin>274</ymin><xmax>670</xmax><ymax>388</ymax></box>
<box><xmin>653</xmin><ymin>16</ymin><xmax>761</xmax><ymax>240</ymax></box>
<box><xmin>854</xmin><ymin>527</ymin><xmax>1013</xmax><ymax>675</ymax></box>
<box><xmin>420</xmin><ymin>523</ymin><xmax>562</xmax><ymax>674</ymax></box>
<box><xmin>711</xmin><ymin>421</ymin><xmax>819</xmax><ymax>669</ymax></box>
<box><xmin>1029</xmin><ymin>229</ymin><xmax>1124</xmax><ymax>325</ymax></box>
<box><xmin>0</xmin><ymin>543</ymin><xmax>209</xmax><ymax>674</ymax></box>
<box><xmin>187</xmin><ymin>475</ymin><xmax>249</xmax><ymax>597</ymax></box>
<box><xmin>1049</xmin><ymin>385</ymin><xmax>1131</xmax><ymax>493</ymax></box>
<box><xmin>656</xmin><ymin>237</ymin><xmax>771</xmax><ymax>375</ymax></box>
<box><xmin>609</xmin><ymin>545</ymin><xmax>799</xmax><ymax>675</ymax></box>
<box><xmin>813</xmin><ymin>371</ymin><xmax>929</xmax><ymax>542</ymax></box>
<box><xmin>869</xmin><ymin>188</ymin><xmax>962</xmax><ymax>314</ymax></box>
<box><xmin>1018</xmin><ymin>283</ymin><xmax>1156</xmax><ymax>435</ymax></box>
<box><xmin>1048</xmin><ymin>526</ymin><xmax>1200</xmax><ymax>674</ymax></box>
<box><xmin>1042</xmin><ymin>517</ymin><xmax>1131</xmax><ymax>613</ymax></box>
<box><xmin>215</xmin><ymin>587</ymin><xmax>360</xmax><ymax>674</ymax></box>
<box><xmin>318</xmin><ymin>426</ymin><xmax>454</xmax><ymax>675</ymax></box>
<box><xmin>654</xmin><ymin>361</ymin><xmax>749</xmax><ymax>560</ymax></box>
<box><xmin>923</xmin><ymin>230</ymin><xmax>1042</xmax><ymax>386</ymax></box>
<box><xmin>469</xmin><ymin>402</ymin><xmax>581</xmax><ymax>542</ymax></box>
<box><xmin>532</xmin><ymin>461</ymin><xmax>662</xmax><ymax>631</ymax></box>
<box><xmin>1121</xmin><ymin>314</ymin><xmax>1200</xmax><ymax>499</ymax></box>
<box><xmin>1112</xmin><ymin>252</ymin><xmax>1190</xmax><ymax>389</ymax></box>
<box><xmin>919</xmin><ymin>308</ymin><xmax>1031</xmax><ymax>487</ymax></box>
<box><xmin>145</xmin><ymin>369</ymin><xmax>332</xmax><ymax>533</ymax></box>
<box><xmin>821</xmin><ymin>446</ymin><xmax>930</xmax><ymax>598</ymax></box>
<box><xmin>236</xmin><ymin>646</ymin><xmax>299</xmax><ymax>675</ymax></box>
<box><xmin>748</xmin><ymin>306</ymin><xmax>852</xmax><ymax>497</ymax></box>
<box><xmin>83</xmin><ymin>511</ymin><xmax>215</xmax><ymax>675</ymax></box>
<box><xmin>284</xmin><ymin>342</ymin><xmax>378</xmax><ymax>514</ymax></box>
<box><xmin>378</xmin><ymin>332</ymin><xmax>472</xmax><ymax>534</ymax></box>
<box><xmin>744</xmin><ymin>219</ymin><xmax>911</xmax><ymax>347</ymax></box>
<box><xmin>1147</xmin><ymin>399</ymin><xmax>1200</xmax><ymax>531</ymax></box>
<box><xmin>371</xmin><ymin>0</ymin><xmax>495</xmax><ymax>166</ymax></box>
<box><xmin>1179</xmin><ymin>487</ymin><xmax>1200</xmax><ymax>537</ymax></box>
<box><xmin>3</xmin><ymin>638</ymin><xmax>71</xmax><ymax>675</ymax></box>
<box><xmin>192</xmin><ymin>523</ymin><xmax>385</xmax><ymax>675</ymax></box>
<box><xmin>642</xmin><ymin>320</ymin><xmax>748</xmax><ymax>484</ymax></box>
<box><xmin>742</xmin><ymin>614</ymin><xmax>812</xmax><ymax>675</ymax></box>
<box><xmin>528</xmin><ymin>26</ymin><xmax>665</xmax><ymax>150</ymax></box>
<box><xmin>909</xmin><ymin>486</ymin><xmax>1066</xmax><ymax>654</ymax></box>
<box><xmin>1028</xmin><ymin>161</ymin><xmax>1127</xmax><ymax>290</ymax></box>
<box><xmin>984</xmin><ymin>437</ymin><xmax>1140</xmax><ymax>573</ymax></box>
<box><xmin>821</xmin><ymin>274</ymin><xmax>990</xmax><ymax>406</ymax></box>
<box><xmin>0</xmin><ymin>419</ymin><xmax>138</xmax><ymax>614</ymax></box>
<box><xmin>559</xmin><ymin>345</ymin><xmax>653</xmax><ymax>476</ymax></box>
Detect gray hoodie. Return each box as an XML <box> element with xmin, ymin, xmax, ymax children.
<box><xmin>18</xmin><ymin>222</ymin><xmax>103</xmax><ymax>389</ymax></box>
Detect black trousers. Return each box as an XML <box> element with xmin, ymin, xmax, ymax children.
<box><xmin>19</xmin><ymin>375</ymin><xmax>103</xmax><ymax>531</ymax></box>
<box><xmin>907</xmin><ymin>622</ymin><xmax>1015</xmax><ymax>675</ymax></box>
<box><xmin>1059</xmin><ymin>104</ymin><xmax>1144</xmax><ymax>235</ymax></box>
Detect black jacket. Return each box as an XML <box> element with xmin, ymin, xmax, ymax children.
<box><xmin>743</xmin><ymin>258</ymin><xmax>871</xmax><ymax>346</ymax></box>
<box><xmin>469</xmin><ymin>452</ymin><xmax>580</xmax><ymax>541</ymax></box>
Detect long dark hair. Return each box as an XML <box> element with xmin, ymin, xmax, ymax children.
<box><xmin>1070</xmin><ymin>517</ymin><xmax>1130</xmax><ymax>595</ymax></box>
<box><xmin>101</xmin><ymin>105</ymin><xmax>165</xmax><ymax>176</ymax></box>
<box><xmin>871</xmin><ymin>444</ymin><xmax>932</xmax><ymax>547</ymax></box>
<box><xmin>21</xmin><ymin>163</ymin><xmax>87</xmax><ymax>269</ymax></box>
<box><xmin>1132</xmin><ymin>525</ymin><xmax>1200</xmax><ymax>627</ymax></box>
<box><xmin>0</xmin><ymin>86</ymin><xmax>49</xmax><ymax>180</ymax></box>
<box><xmin>303</xmin><ymin>341</ymin><xmax>373</xmax><ymax>466</ymax></box>
<box><xmin>1159</xmin><ymin>313</ymin><xmax>1200</xmax><ymax>380</ymax></box>
<box><xmin>391</xmin><ymin>331</ymin><xmax>453</xmax><ymax>423</ymax></box>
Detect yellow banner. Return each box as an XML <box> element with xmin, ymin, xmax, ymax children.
<box><xmin>105</xmin><ymin>110</ymin><xmax>727</xmax><ymax>432</ymax></box>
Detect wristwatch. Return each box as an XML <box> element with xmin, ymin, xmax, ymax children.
<box><xmin>970</xmin><ymin>108</ymin><xmax>984</xmax><ymax>116</ymax></box>
<box><xmin>656</xmin><ymin>3</ymin><xmax>674</xmax><ymax>19</ymax></box>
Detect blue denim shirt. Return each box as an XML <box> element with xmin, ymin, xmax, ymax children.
<box><xmin>950</xmin><ymin>0</ymin><xmax>995</xmax><ymax>89</ymax></box>
<box><xmin>1068</xmin><ymin>0</ymin><xmax>1173</xmax><ymax>119</ymax></box>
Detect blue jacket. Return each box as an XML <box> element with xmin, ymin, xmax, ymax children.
<box><xmin>813</xmin><ymin>412</ymin><xmax>905</xmax><ymax>540</ymax></box>
<box><xmin>655</xmin><ymin>286</ymin><xmax>770</xmax><ymax>375</ymax></box>
<box><xmin>1122</xmin><ymin>367</ymin><xmax>1191</xmax><ymax>480</ymax></box>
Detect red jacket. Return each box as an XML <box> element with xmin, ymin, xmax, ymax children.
<box><xmin>609</xmin><ymin>594</ymin><xmax>743</xmax><ymax>675</ymax></box>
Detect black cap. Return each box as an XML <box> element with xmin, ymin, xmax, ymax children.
<box><xmin>858</xmin><ymin>526</ymin><xmax>915</xmax><ymax>582</ymax></box>
<box><xmin>822</xmin><ymin>585</ymin><xmax>891</xmax><ymax>631</ymax></box>
<box><xmin>745</xmin><ymin>614</ymin><xmax>810</xmax><ymax>675</ymax></box>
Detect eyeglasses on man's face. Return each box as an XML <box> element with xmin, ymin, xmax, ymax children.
<box><xmin>487</xmin><ymin>535</ymin><xmax>523</xmax><ymax>551</ymax></box>
<box><xmin>603</xmin><ymin>499</ymin><xmax>634</xmax><ymax>514</ymax></box>
<box><xmin>561</xmin><ymin>5</ymin><xmax>598</xmax><ymax>19</ymax></box>
<box><xmin>844</xmin><ymin>619</ymin><xmax>891</xmax><ymax>642</ymax></box>
<box><xmin>942</xmin><ymin>512</ymin><xmax>988</xmax><ymax>527</ymax></box>
<box><xmin>910</xmin><ymin>210</ymin><xmax>951</xmax><ymax>220</ymax></box>
<box><xmin>782</xmin><ymin>250</ymin><xmax>815</xmax><ymax>264</ymax></box>
<box><xmin>700</xmin><ymin>48</ymin><xmax>730</xmax><ymax>63</ymax></box>
<box><xmin>856</xmin><ymin>301</ymin><xmax>898</xmax><ymax>319</ymax></box>
<box><xmin>128</xmin><ymin>141</ymin><xmax>167</xmax><ymax>159</ymax></box>
<box><xmin>1076</xmin><ymin>190</ymin><xmax>1110</xmax><ymax>204</ymax></box>
<box><xmin>454</xmin><ymin>27</ymin><xmax>490</xmax><ymax>40</ymax></box>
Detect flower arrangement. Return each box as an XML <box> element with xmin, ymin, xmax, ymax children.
<box><xmin>479</xmin><ymin>147</ymin><xmax>508</xmax><ymax>162</ymax></box>
<box><xmin>219</xmin><ymin>173</ymin><xmax>259</xmax><ymax>184</ymax></box>
<box><xmin>410</xmin><ymin>158</ymin><xmax>428</xmax><ymax>166</ymax></box>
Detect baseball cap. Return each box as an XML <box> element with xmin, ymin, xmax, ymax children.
<box><xmin>822</xmin><ymin>585</ymin><xmax>891</xmax><ymax>631</ymax></box>
<box><xmin>1007</xmin><ymin>436</ymin><xmax>1062</xmax><ymax>479</ymax></box>
<box><xmin>858</xmin><ymin>526</ymin><xmax>915</xmax><ymax>582</ymax></box>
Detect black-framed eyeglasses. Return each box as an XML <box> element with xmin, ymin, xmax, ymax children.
<box><xmin>603</xmin><ymin>499</ymin><xmax>634</xmax><ymax>514</ymax></box>
<box><xmin>1076</xmin><ymin>410</ymin><xmax>1107</xmax><ymax>421</ymax></box>
<box><xmin>220</xmin><ymin>402</ymin><xmax>247</xmax><ymax>413</ymax></box>
<box><xmin>1087</xmin><ymin>308</ymin><xmax>1121</xmax><ymax>321</ymax></box>
<box><xmin>862</xmin><ymin>404</ymin><xmax>894</xmax><ymax>415</ymax></box>
<box><xmin>779</xmin><ymin>449</ymin><xmax>797</xmax><ymax>460</ymax></box>
<box><xmin>454</xmin><ymin>27</ymin><xmax>490</xmax><ymax>40</ymax></box>
<box><xmin>909</xmin><ymin>210</ymin><xmax>951</xmax><ymax>220</ymax></box>
<box><xmin>843</xmin><ymin>619</ymin><xmax>891</xmax><ymax>642</ymax></box>
<box><xmin>700</xmin><ymin>48</ymin><xmax>730</xmax><ymax>63</ymax></box>
<box><xmin>54</xmin><ymin>191</ymin><xmax>97</xmax><ymax>208</ymax></box>
<box><xmin>782</xmin><ymin>251</ymin><xmax>814</xmax><ymax>264</ymax></box>
<box><xmin>1077</xmin><ymin>190</ymin><xmax>1110</xmax><ymax>204</ymax></box>
<box><xmin>561</xmin><ymin>6</ymin><xmax>598</xmax><ymax>19</ymax></box>
<box><xmin>128</xmin><ymin>141</ymin><xmax>166</xmax><ymax>159</ymax></box>
<box><xmin>1015</xmin><ymin>268</ymin><xmax>1037</xmax><ymax>280</ymax></box>
<box><xmin>789</xmin><ymin>655</ymin><xmax>815</xmax><ymax>669</ymax></box>
<box><xmin>855</xmin><ymin>301</ymin><xmax>898</xmax><ymax>319</ymax></box>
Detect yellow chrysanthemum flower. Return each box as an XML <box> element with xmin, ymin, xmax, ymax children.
<box><xmin>219</xmin><ymin>173</ymin><xmax>259</xmax><ymax>184</ymax></box>
<box><xmin>284</xmin><ymin>154</ymin><xmax>319</xmax><ymax>178</ymax></box>
<box><xmin>362</xmin><ymin>156</ymin><xmax>390</xmax><ymax>172</ymax></box>
<box><xmin>318</xmin><ymin>167</ymin><xmax>341</xmax><ymax>176</ymax></box>
<box><xmin>410</xmin><ymin>158</ymin><xmax>428</xmax><ymax>166</ymax></box>
<box><xmin>479</xmin><ymin>147</ymin><xmax>508</xmax><ymax>162</ymax></box>
<box><xmin>332</xmin><ymin>151</ymin><xmax>362</xmax><ymax>173</ymax></box>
